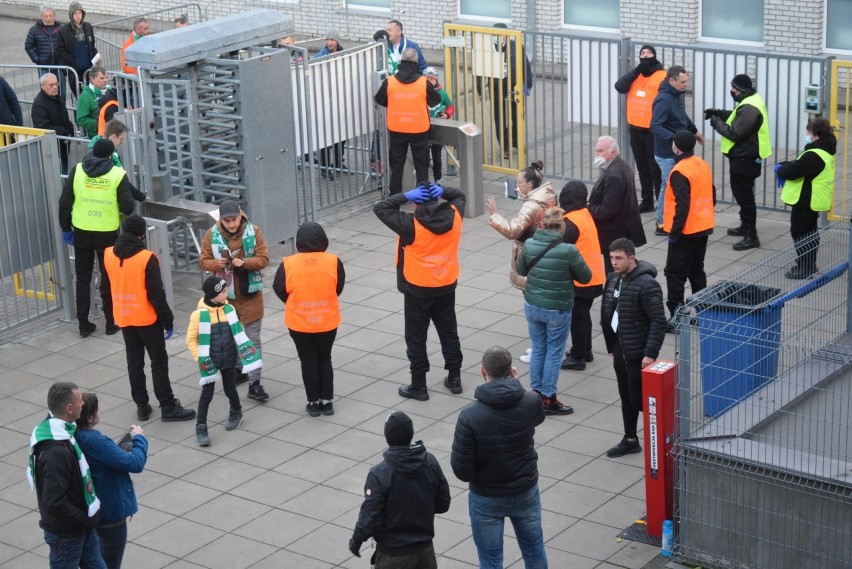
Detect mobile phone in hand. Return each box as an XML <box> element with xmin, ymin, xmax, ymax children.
<box><xmin>116</xmin><ymin>432</ymin><xmax>132</xmax><ymax>452</ymax></box>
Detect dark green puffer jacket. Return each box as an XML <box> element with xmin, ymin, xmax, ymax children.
<box><xmin>517</xmin><ymin>229</ymin><xmax>591</xmax><ymax>311</ymax></box>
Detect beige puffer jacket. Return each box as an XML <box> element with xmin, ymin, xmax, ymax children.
<box><xmin>488</xmin><ymin>181</ymin><xmax>557</xmax><ymax>290</ymax></box>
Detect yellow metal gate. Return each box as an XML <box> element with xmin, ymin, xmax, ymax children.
<box><xmin>443</xmin><ymin>23</ymin><xmax>529</xmax><ymax>174</ymax></box>
<box><xmin>829</xmin><ymin>59</ymin><xmax>852</xmax><ymax>221</ymax></box>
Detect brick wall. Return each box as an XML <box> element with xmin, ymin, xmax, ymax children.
<box><xmin>621</xmin><ymin>0</ymin><xmax>698</xmax><ymax>45</ymax></box>
<box><xmin>764</xmin><ymin>0</ymin><xmax>824</xmax><ymax>55</ymax></box>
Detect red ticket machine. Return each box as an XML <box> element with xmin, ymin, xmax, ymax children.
<box><xmin>642</xmin><ymin>360</ymin><xmax>677</xmax><ymax>538</ymax></box>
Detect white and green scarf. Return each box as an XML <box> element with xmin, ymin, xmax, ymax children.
<box><xmin>210</xmin><ymin>223</ymin><xmax>263</xmax><ymax>299</ymax></box>
<box><xmin>27</xmin><ymin>415</ymin><xmax>101</xmax><ymax>518</ymax></box>
<box><xmin>197</xmin><ymin>303</ymin><xmax>262</xmax><ymax>385</ymax></box>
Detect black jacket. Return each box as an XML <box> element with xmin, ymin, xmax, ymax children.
<box><xmin>600</xmin><ymin>260</ymin><xmax>667</xmax><ymax>362</ymax></box>
<box><xmin>495</xmin><ymin>37</ymin><xmax>533</xmax><ymax>92</ymax></box>
<box><xmin>25</xmin><ymin>20</ymin><xmax>63</xmax><ymax>66</ymax></box>
<box><xmin>668</xmin><ymin>151</ymin><xmax>716</xmax><ymax>239</ymax></box>
<box><xmin>58</xmin><ymin>153</ymin><xmax>137</xmax><ymax>249</ymax></box>
<box><xmin>560</xmin><ymin>182</ymin><xmax>603</xmax><ymax>299</ymax></box>
<box><xmin>776</xmin><ymin>134</ymin><xmax>837</xmax><ymax>211</ymax></box>
<box><xmin>0</xmin><ymin>76</ymin><xmax>23</xmax><ymax>126</ymax></box>
<box><xmin>57</xmin><ymin>21</ymin><xmax>97</xmax><ymax>72</ymax></box>
<box><xmin>107</xmin><ymin>233</ymin><xmax>174</xmax><ymax>330</ymax></box>
<box><xmin>31</xmin><ymin>89</ymin><xmax>74</xmax><ymax>136</ymax></box>
<box><xmin>272</xmin><ymin>222</ymin><xmax>345</xmax><ymax>304</ymax></box>
<box><xmin>374</xmin><ymin>188</ymin><xmax>466</xmax><ymax>297</ymax></box>
<box><xmin>651</xmin><ymin>79</ymin><xmax>697</xmax><ymax>158</ymax></box>
<box><xmin>33</xmin><ymin>438</ymin><xmax>100</xmax><ymax>536</ymax></box>
<box><xmin>710</xmin><ymin>90</ymin><xmax>765</xmax><ymax>160</ymax></box>
<box><xmin>352</xmin><ymin>442</ymin><xmax>451</xmax><ymax>556</ymax></box>
<box><xmin>374</xmin><ymin>60</ymin><xmax>442</xmax><ymax>111</ymax></box>
<box><xmin>451</xmin><ymin>377</ymin><xmax>545</xmax><ymax>497</ymax></box>
<box><xmin>588</xmin><ymin>156</ymin><xmax>647</xmax><ymax>251</ymax></box>
<box><xmin>614</xmin><ymin>58</ymin><xmax>664</xmax><ymax>95</ymax></box>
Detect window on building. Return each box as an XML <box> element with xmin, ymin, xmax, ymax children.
<box><xmin>460</xmin><ymin>0</ymin><xmax>510</xmax><ymax>19</ymax></box>
<box><xmin>701</xmin><ymin>0</ymin><xmax>763</xmax><ymax>43</ymax></box>
<box><xmin>826</xmin><ymin>0</ymin><xmax>852</xmax><ymax>51</ymax></box>
<box><xmin>564</xmin><ymin>0</ymin><xmax>619</xmax><ymax>30</ymax></box>
<box><xmin>346</xmin><ymin>0</ymin><xmax>389</xmax><ymax>9</ymax></box>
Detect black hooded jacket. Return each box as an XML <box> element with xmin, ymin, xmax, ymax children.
<box><xmin>58</xmin><ymin>153</ymin><xmax>137</xmax><ymax>249</ymax></box>
<box><xmin>614</xmin><ymin>57</ymin><xmax>664</xmax><ymax>94</ymax></box>
<box><xmin>710</xmin><ymin>89</ymin><xmax>765</xmax><ymax>160</ymax></box>
<box><xmin>374</xmin><ymin>60</ymin><xmax>442</xmax><ymax>110</ymax></box>
<box><xmin>57</xmin><ymin>10</ymin><xmax>97</xmax><ymax>72</ymax></box>
<box><xmin>352</xmin><ymin>442</ymin><xmax>451</xmax><ymax>555</ymax></box>
<box><xmin>776</xmin><ymin>134</ymin><xmax>837</xmax><ymax>211</ymax></box>
<box><xmin>272</xmin><ymin>222</ymin><xmax>345</xmax><ymax>304</ymax></box>
<box><xmin>560</xmin><ymin>181</ymin><xmax>603</xmax><ymax>299</ymax></box>
<box><xmin>106</xmin><ymin>233</ymin><xmax>174</xmax><ymax>329</ymax></box>
<box><xmin>451</xmin><ymin>377</ymin><xmax>545</xmax><ymax>497</ymax></box>
<box><xmin>374</xmin><ymin>188</ymin><xmax>466</xmax><ymax>297</ymax></box>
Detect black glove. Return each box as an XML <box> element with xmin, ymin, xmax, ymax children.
<box><xmin>636</xmin><ymin>58</ymin><xmax>653</xmax><ymax>75</ymax></box>
<box><xmin>703</xmin><ymin>108</ymin><xmax>722</xmax><ymax>121</ymax></box>
<box><xmin>709</xmin><ymin>115</ymin><xmax>722</xmax><ymax>129</ymax></box>
<box><xmin>348</xmin><ymin>537</ymin><xmax>362</xmax><ymax>557</ymax></box>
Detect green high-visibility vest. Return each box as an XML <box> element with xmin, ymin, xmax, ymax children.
<box><xmin>71</xmin><ymin>166</ymin><xmax>124</xmax><ymax>232</ymax></box>
<box><xmin>780</xmin><ymin>148</ymin><xmax>834</xmax><ymax>212</ymax></box>
<box><xmin>720</xmin><ymin>93</ymin><xmax>772</xmax><ymax>159</ymax></box>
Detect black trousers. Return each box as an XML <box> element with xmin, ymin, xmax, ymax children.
<box><xmin>74</xmin><ymin>245</ymin><xmax>114</xmax><ymax>328</ymax></box>
<box><xmin>430</xmin><ymin>143</ymin><xmax>443</xmax><ymax>181</ymax></box>
<box><xmin>568</xmin><ymin>295</ymin><xmax>594</xmax><ymax>360</ymax></box>
<box><xmin>404</xmin><ymin>291</ymin><xmax>463</xmax><ymax>382</ymax></box>
<box><xmin>388</xmin><ymin>131</ymin><xmax>430</xmax><ymax>195</ymax></box>
<box><xmin>790</xmin><ymin>207</ymin><xmax>820</xmax><ymax>270</ymax></box>
<box><xmin>728</xmin><ymin>157</ymin><xmax>761</xmax><ymax>231</ymax></box>
<box><xmin>613</xmin><ymin>342</ymin><xmax>643</xmax><ymax>439</ymax></box>
<box><xmin>123</xmin><ymin>323</ymin><xmax>175</xmax><ymax>406</ymax></box>
<box><xmin>664</xmin><ymin>235</ymin><xmax>708</xmax><ymax>316</ymax></box>
<box><xmin>289</xmin><ymin>328</ymin><xmax>337</xmax><ymax>401</ymax></box>
<box><xmin>629</xmin><ymin>126</ymin><xmax>661</xmax><ymax>203</ymax></box>
<box><xmin>492</xmin><ymin>84</ymin><xmax>519</xmax><ymax>153</ymax></box>
<box><xmin>197</xmin><ymin>367</ymin><xmax>240</xmax><ymax>425</ymax></box>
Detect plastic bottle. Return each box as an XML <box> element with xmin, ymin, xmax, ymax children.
<box><xmin>661</xmin><ymin>519</ymin><xmax>673</xmax><ymax>557</ymax></box>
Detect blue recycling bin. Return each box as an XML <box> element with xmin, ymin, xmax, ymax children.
<box><xmin>696</xmin><ymin>283</ymin><xmax>782</xmax><ymax>417</ymax></box>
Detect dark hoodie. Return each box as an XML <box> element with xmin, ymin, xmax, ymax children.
<box><xmin>776</xmin><ymin>134</ymin><xmax>837</xmax><ymax>211</ymax></box>
<box><xmin>710</xmin><ymin>88</ymin><xmax>765</xmax><ymax>160</ymax></box>
<box><xmin>58</xmin><ymin>152</ymin><xmax>137</xmax><ymax>249</ymax></box>
<box><xmin>560</xmin><ymin>181</ymin><xmax>603</xmax><ymax>299</ymax></box>
<box><xmin>374</xmin><ymin>60</ymin><xmax>442</xmax><ymax>111</ymax></box>
<box><xmin>374</xmin><ymin>187</ymin><xmax>466</xmax><ymax>297</ymax></box>
<box><xmin>451</xmin><ymin>377</ymin><xmax>545</xmax><ymax>497</ymax></box>
<box><xmin>58</xmin><ymin>3</ymin><xmax>97</xmax><ymax>73</ymax></box>
<box><xmin>105</xmin><ymin>232</ymin><xmax>174</xmax><ymax>329</ymax></box>
<box><xmin>352</xmin><ymin>441</ymin><xmax>451</xmax><ymax>555</ymax></box>
<box><xmin>272</xmin><ymin>222</ymin><xmax>345</xmax><ymax>303</ymax></box>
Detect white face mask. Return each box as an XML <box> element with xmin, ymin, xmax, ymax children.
<box><xmin>593</xmin><ymin>155</ymin><xmax>606</xmax><ymax>168</ymax></box>
<box><xmin>803</xmin><ymin>135</ymin><xmax>812</xmax><ymax>145</ymax></box>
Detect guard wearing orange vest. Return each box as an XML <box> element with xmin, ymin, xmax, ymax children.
<box><xmin>103</xmin><ymin>214</ymin><xmax>196</xmax><ymax>422</ymax></box>
<box><xmin>615</xmin><ymin>44</ymin><xmax>666</xmax><ymax>212</ymax></box>
<box><xmin>374</xmin><ymin>183</ymin><xmax>466</xmax><ymax>400</ymax></box>
<box><xmin>559</xmin><ymin>181</ymin><xmax>606</xmax><ymax>371</ymax></box>
<box><xmin>662</xmin><ymin>131</ymin><xmax>715</xmax><ymax>329</ymax></box>
<box><xmin>272</xmin><ymin>222</ymin><xmax>346</xmax><ymax>417</ymax></box>
<box><xmin>374</xmin><ymin>48</ymin><xmax>442</xmax><ymax>195</ymax></box>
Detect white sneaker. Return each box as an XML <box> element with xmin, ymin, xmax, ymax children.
<box><xmin>520</xmin><ymin>354</ymin><xmax>531</xmax><ymax>363</ymax></box>
<box><xmin>525</xmin><ymin>348</ymin><xmax>532</xmax><ymax>354</ymax></box>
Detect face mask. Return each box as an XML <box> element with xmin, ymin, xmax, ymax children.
<box><xmin>593</xmin><ymin>155</ymin><xmax>606</xmax><ymax>168</ymax></box>
<box><xmin>730</xmin><ymin>90</ymin><xmax>738</xmax><ymax>101</ymax></box>
<box><xmin>803</xmin><ymin>135</ymin><xmax>812</xmax><ymax>145</ymax></box>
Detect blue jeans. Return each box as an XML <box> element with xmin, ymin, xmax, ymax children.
<box><xmin>44</xmin><ymin>530</ymin><xmax>107</xmax><ymax>569</ymax></box>
<box><xmin>654</xmin><ymin>155</ymin><xmax>676</xmax><ymax>226</ymax></box>
<box><xmin>469</xmin><ymin>485</ymin><xmax>548</xmax><ymax>569</ymax></box>
<box><xmin>525</xmin><ymin>302</ymin><xmax>571</xmax><ymax>397</ymax></box>
<box><xmin>97</xmin><ymin>523</ymin><xmax>128</xmax><ymax>569</ymax></box>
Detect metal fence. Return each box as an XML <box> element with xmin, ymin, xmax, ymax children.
<box><xmin>672</xmin><ymin>222</ymin><xmax>852</xmax><ymax>568</ymax></box>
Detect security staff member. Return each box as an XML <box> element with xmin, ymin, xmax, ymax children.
<box><xmin>103</xmin><ymin>215</ymin><xmax>196</xmax><ymax>422</ymax></box>
<box><xmin>705</xmin><ymin>74</ymin><xmax>770</xmax><ymax>251</ymax></box>
<box><xmin>663</xmin><ymin>131</ymin><xmax>715</xmax><ymax>329</ymax></box>
<box><xmin>59</xmin><ymin>138</ymin><xmax>136</xmax><ymax>337</ymax></box>
<box><xmin>374</xmin><ymin>47</ymin><xmax>441</xmax><ymax>195</ymax></box>
<box><xmin>374</xmin><ymin>183</ymin><xmax>465</xmax><ymax>400</ymax></box>
<box><xmin>614</xmin><ymin>44</ymin><xmax>667</xmax><ymax>212</ymax></box>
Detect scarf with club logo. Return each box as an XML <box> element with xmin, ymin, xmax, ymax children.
<box><xmin>210</xmin><ymin>223</ymin><xmax>263</xmax><ymax>300</ymax></box>
<box><xmin>196</xmin><ymin>303</ymin><xmax>261</xmax><ymax>385</ymax></box>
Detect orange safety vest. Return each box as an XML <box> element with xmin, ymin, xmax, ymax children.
<box><xmin>386</xmin><ymin>76</ymin><xmax>430</xmax><ymax>134</ymax></box>
<box><xmin>626</xmin><ymin>69</ymin><xmax>666</xmax><ymax>129</ymax></box>
<box><xmin>97</xmin><ymin>100</ymin><xmax>119</xmax><ymax>136</ymax></box>
<box><xmin>563</xmin><ymin>209</ymin><xmax>605</xmax><ymax>288</ymax></box>
<box><xmin>103</xmin><ymin>247</ymin><xmax>158</xmax><ymax>327</ymax></box>
<box><xmin>663</xmin><ymin>156</ymin><xmax>715</xmax><ymax>235</ymax></box>
<box><xmin>399</xmin><ymin>206</ymin><xmax>462</xmax><ymax>287</ymax></box>
<box><xmin>283</xmin><ymin>252</ymin><xmax>341</xmax><ymax>333</ymax></box>
<box><xmin>120</xmin><ymin>34</ymin><xmax>137</xmax><ymax>75</ymax></box>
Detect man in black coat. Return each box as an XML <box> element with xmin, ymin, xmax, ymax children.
<box><xmin>0</xmin><ymin>75</ymin><xmax>23</xmax><ymax>128</ymax></box>
<box><xmin>600</xmin><ymin>238</ymin><xmax>667</xmax><ymax>458</ymax></box>
<box><xmin>31</xmin><ymin>73</ymin><xmax>74</xmax><ymax>173</ymax></box>
<box><xmin>349</xmin><ymin>411</ymin><xmax>450</xmax><ymax>567</ymax></box>
<box><xmin>451</xmin><ymin>346</ymin><xmax>547</xmax><ymax>568</ymax></box>
<box><xmin>588</xmin><ymin>136</ymin><xmax>647</xmax><ymax>274</ymax></box>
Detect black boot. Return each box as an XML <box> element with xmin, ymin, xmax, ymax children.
<box><xmin>732</xmin><ymin>231</ymin><xmax>760</xmax><ymax>251</ymax></box>
<box><xmin>443</xmin><ymin>370</ymin><xmax>462</xmax><ymax>394</ymax></box>
<box><xmin>727</xmin><ymin>225</ymin><xmax>747</xmax><ymax>237</ymax></box>
<box><xmin>161</xmin><ymin>398</ymin><xmax>196</xmax><ymax>422</ymax></box>
<box><xmin>400</xmin><ymin>372</ymin><xmax>429</xmax><ymax>401</ymax></box>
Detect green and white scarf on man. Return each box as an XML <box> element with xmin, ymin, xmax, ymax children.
<box><xmin>196</xmin><ymin>303</ymin><xmax>262</xmax><ymax>385</ymax></box>
<box><xmin>210</xmin><ymin>222</ymin><xmax>263</xmax><ymax>299</ymax></box>
<box><xmin>27</xmin><ymin>415</ymin><xmax>101</xmax><ymax>517</ymax></box>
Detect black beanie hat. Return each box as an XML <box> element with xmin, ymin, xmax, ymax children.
<box><xmin>93</xmin><ymin>138</ymin><xmax>114</xmax><ymax>159</ymax></box>
<box><xmin>639</xmin><ymin>44</ymin><xmax>657</xmax><ymax>58</ymax></box>
<box><xmin>384</xmin><ymin>411</ymin><xmax>413</xmax><ymax>447</ymax></box>
<box><xmin>731</xmin><ymin>74</ymin><xmax>753</xmax><ymax>92</ymax></box>
<box><xmin>673</xmin><ymin>130</ymin><xmax>696</xmax><ymax>153</ymax></box>
<box><xmin>202</xmin><ymin>275</ymin><xmax>227</xmax><ymax>302</ymax></box>
<box><xmin>122</xmin><ymin>214</ymin><xmax>147</xmax><ymax>238</ymax></box>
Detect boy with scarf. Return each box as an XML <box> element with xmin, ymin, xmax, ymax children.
<box><xmin>186</xmin><ymin>276</ymin><xmax>262</xmax><ymax>446</ymax></box>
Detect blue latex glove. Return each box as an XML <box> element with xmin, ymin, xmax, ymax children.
<box><xmin>428</xmin><ymin>182</ymin><xmax>444</xmax><ymax>200</ymax></box>
<box><xmin>164</xmin><ymin>328</ymin><xmax>174</xmax><ymax>340</ymax></box>
<box><xmin>523</xmin><ymin>87</ymin><xmax>531</xmax><ymax>96</ymax></box>
<box><xmin>774</xmin><ymin>163</ymin><xmax>782</xmax><ymax>173</ymax></box>
<box><xmin>404</xmin><ymin>186</ymin><xmax>431</xmax><ymax>204</ymax></box>
<box><xmin>62</xmin><ymin>230</ymin><xmax>74</xmax><ymax>246</ymax></box>
<box><xmin>776</xmin><ymin>174</ymin><xmax>785</xmax><ymax>189</ymax></box>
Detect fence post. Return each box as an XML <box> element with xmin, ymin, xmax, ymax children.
<box><xmin>618</xmin><ymin>38</ymin><xmax>632</xmax><ymax>166</ymax></box>
<box><xmin>642</xmin><ymin>360</ymin><xmax>677</xmax><ymax>539</ymax></box>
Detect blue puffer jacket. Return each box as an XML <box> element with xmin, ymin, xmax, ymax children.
<box><xmin>75</xmin><ymin>429</ymin><xmax>148</xmax><ymax>524</ymax></box>
<box><xmin>517</xmin><ymin>229</ymin><xmax>591</xmax><ymax>311</ymax></box>
<box><xmin>25</xmin><ymin>20</ymin><xmax>63</xmax><ymax>66</ymax></box>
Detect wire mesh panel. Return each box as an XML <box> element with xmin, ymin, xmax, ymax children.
<box><xmin>674</xmin><ymin>222</ymin><xmax>852</xmax><ymax>569</ymax></box>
